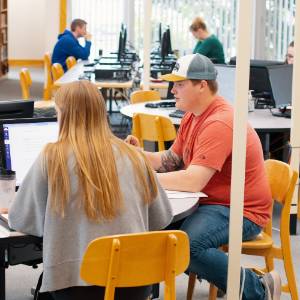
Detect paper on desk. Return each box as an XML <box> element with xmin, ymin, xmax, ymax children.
<box><xmin>165</xmin><ymin>190</ymin><xmax>207</xmax><ymax>199</ymax></box>
<box><xmin>0</xmin><ymin>213</ymin><xmax>8</xmax><ymax>222</ymax></box>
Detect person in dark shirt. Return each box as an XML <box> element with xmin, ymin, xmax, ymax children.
<box><xmin>190</xmin><ymin>17</ymin><xmax>225</xmax><ymax>64</ymax></box>
<box><xmin>52</xmin><ymin>19</ymin><xmax>92</xmax><ymax>71</ymax></box>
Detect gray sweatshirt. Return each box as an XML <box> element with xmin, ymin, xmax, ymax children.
<box><xmin>8</xmin><ymin>151</ymin><xmax>173</xmax><ymax>292</ymax></box>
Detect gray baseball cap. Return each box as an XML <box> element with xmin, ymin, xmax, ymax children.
<box><xmin>161</xmin><ymin>53</ymin><xmax>217</xmax><ymax>81</ymax></box>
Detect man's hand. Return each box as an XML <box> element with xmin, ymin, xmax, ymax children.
<box><xmin>0</xmin><ymin>208</ymin><xmax>8</xmax><ymax>214</ymax></box>
<box><xmin>125</xmin><ymin>135</ymin><xmax>140</xmax><ymax>147</ymax></box>
<box><xmin>84</xmin><ymin>32</ymin><xmax>92</xmax><ymax>41</ymax></box>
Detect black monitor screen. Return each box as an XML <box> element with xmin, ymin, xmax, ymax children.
<box><xmin>158</xmin><ymin>23</ymin><xmax>162</xmax><ymax>43</ymax></box>
<box><xmin>117</xmin><ymin>30</ymin><xmax>123</xmax><ymax>61</ymax></box>
<box><xmin>166</xmin><ymin>27</ymin><xmax>172</xmax><ymax>54</ymax></box>
<box><xmin>167</xmin><ymin>82</ymin><xmax>174</xmax><ymax>99</ymax></box>
<box><xmin>160</xmin><ymin>31</ymin><xmax>168</xmax><ymax>61</ymax></box>
<box><xmin>0</xmin><ymin>100</ymin><xmax>34</xmax><ymax>119</ymax></box>
<box><xmin>122</xmin><ymin>26</ymin><xmax>127</xmax><ymax>53</ymax></box>
<box><xmin>268</xmin><ymin>64</ymin><xmax>293</xmax><ymax>107</ymax></box>
<box><xmin>249</xmin><ymin>66</ymin><xmax>272</xmax><ymax>97</ymax></box>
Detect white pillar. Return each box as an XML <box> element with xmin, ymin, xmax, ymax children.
<box><xmin>289</xmin><ymin>0</ymin><xmax>300</xmax><ymax>230</ymax></box>
<box><xmin>142</xmin><ymin>0</ymin><xmax>152</xmax><ymax>90</ymax></box>
<box><xmin>227</xmin><ymin>0</ymin><xmax>253</xmax><ymax>299</ymax></box>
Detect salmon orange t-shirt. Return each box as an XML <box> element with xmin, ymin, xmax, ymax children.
<box><xmin>171</xmin><ymin>96</ymin><xmax>272</xmax><ymax>227</ymax></box>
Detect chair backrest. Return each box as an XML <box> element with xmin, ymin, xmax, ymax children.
<box><xmin>130</xmin><ymin>90</ymin><xmax>161</xmax><ymax>104</ymax></box>
<box><xmin>264</xmin><ymin>159</ymin><xmax>298</xmax><ymax>237</ymax></box>
<box><xmin>132</xmin><ymin>113</ymin><xmax>177</xmax><ymax>151</ymax></box>
<box><xmin>81</xmin><ymin>230</ymin><xmax>189</xmax><ymax>300</ymax></box>
<box><xmin>66</xmin><ymin>56</ymin><xmax>76</xmax><ymax>70</ymax></box>
<box><xmin>19</xmin><ymin>68</ymin><xmax>32</xmax><ymax>100</ymax></box>
<box><xmin>43</xmin><ymin>52</ymin><xmax>53</xmax><ymax>100</ymax></box>
<box><xmin>51</xmin><ymin>63</ymin><xmax>64</xmax><ymax>81</ymax></box>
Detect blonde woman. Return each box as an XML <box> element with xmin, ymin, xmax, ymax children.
<box><xmin>8</xmin><ymin>81</ymin><xmax>172</xmax><ymax>300</ymax></box>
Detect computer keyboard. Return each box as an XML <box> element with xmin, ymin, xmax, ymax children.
<box><xmin>34</xmin><ymin>107</ymin><xmax>57</xmax><ymax>118</ymax></box>
<box><xmin>169</xmin><ymin>110</ymin><xmax>185</xmax><ymax>118</ymax></box>
<box><xmin>272</xmin><ymin>111</ymin><xmax>291</xmax><ymax>118</ymax></box>
<box><xmin>271</xmin><ymin>106</ymin><xmax>291</xmax><ymax>118</ymax></box>
<box><xmin>145</xmin><ymin>101</ymin><xmax>176</xmax><ymax>108</ymax></box>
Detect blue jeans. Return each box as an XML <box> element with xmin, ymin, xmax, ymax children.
<box><xmin>180</xmin><ymin>205</ymin><xmax>266</xmax><ymax>300</ymax></box>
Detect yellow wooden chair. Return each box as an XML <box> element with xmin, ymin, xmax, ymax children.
<box><xmin>132</xmin><ymin>113</ymin><xmax>177</xmax><ymax>151</ymax></box>
<box><xmin>187</xmin><ymin>159</ymin><xmax>299</xmax><ymax>300</ymax></box>
<box><xmin>51</xmin><ymin>63</ymin><xmax>64</xmax><ymax>82</ymax></box>
<box><xmin>130</xmin><ymin>90</ymin><xmax>161</xmax><ymax>104</ymax></box>
<box><xmin>19</xmin><ymin>68</ymin><xmax>32</xmax><ymax>100</ymax></box>
<box><xmin>80</xmin><ymin>230</ymin><xmax>190</xmax><ymax>300</ymax></box>
<box><xmin>43</xmin><ymin>52</ymin><xmax>53</xmax><ymax>100</ymax></box>
<box><xmin>66</xmin><ymin>56</ymin><xmax>76</xmax><ymax>70</ymax></box>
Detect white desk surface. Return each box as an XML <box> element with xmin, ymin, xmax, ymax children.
<box><xmin>54</xmin><ymin>61</ymin><xmax>133</xmax><ymax>89</ymax></box>
<box><xmin>0</xmin><ymin>192</ymin><xmax>203</xmax><ymax>237</ymax></box>
<box><xmin>120</xmin><ymin>100</ymin><xmax>291</xmax><ymax>131</ymax></box>
<box><xmin>140</xmin><ymin>81</ymin><xmax>169</xmax><ymax>90</ymax></box>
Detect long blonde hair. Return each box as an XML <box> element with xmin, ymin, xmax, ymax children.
<box><xmin>44</xmin><ymin>81</ymin><xmax>158</xmax><ymax>221</ymax></box>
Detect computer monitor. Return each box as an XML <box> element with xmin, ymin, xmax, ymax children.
<box><xmin>167</xmin><ymin>82</ymin><xmax>174</xmax><ymax>99</ymax></box>
<box><xmin>165</xmin><ymin>27</ymin><xmax>172</xmax><ymax>55</ymax></box>
<box><xmin>229</xmin><ymin>57</ymin><xmax>284</xmax><ymax>67</ymax></box>
<box><xmin>0</xmin><ymin>118</ymin><xmax>58</xmax><ymax>186</ymax></box>
<box><xmin>249</xmin><ymin>65</ymin><xmax>273</xmax><ymax>100</ymax></box>
<box><xmin>0</xmin><ymin>100</ymin><xmax>34</xmax><ymax>119</ymax></box>
<box><xmin>268</xmin><ymin>64</ymin><xmax>293</xmax><ymax>107</ymax></box>
<box><xmin>122</xmin><ymin>26</ymin><xmax>127</xmax><ymax>53</ymax></box>
<box><xmin>158</xmin><ymin>23</ymin><xmax>162</xmax><ymax>43</ymax></box>
<box><xmin>117</xmin><ymin>30</ymin><xmax>124</xmax><ymax>62</ymax></box>
<box><xmin>215</xmin><ymin>65</ymin><xmax>236</xmax><ymax>104</ymax></box>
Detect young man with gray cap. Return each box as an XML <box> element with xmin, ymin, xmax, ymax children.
<box><xmin>126</xmin><ymin>53</ymin><xmax>281</xmax><ymax>300</ymax></box>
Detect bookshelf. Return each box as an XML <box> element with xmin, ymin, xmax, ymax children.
<box><xmin>0</xmin><ymin>0</ymin><xmax>8</xmax><ymax>78</ymax></box>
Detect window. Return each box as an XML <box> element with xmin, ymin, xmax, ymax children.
<box><xmin>265</xmin><ymin>0</ymin><xmax>295</xmax><ymax>60</ymax></box>
<box><xmin>134</xmin><ymin>0</ymin><xmax>238</xmax><ymax>61</ymax></box>
<box><xmin>71</xmin><ymin>0</ymin><xmax>125</xmax><ymax>57</ymax></box>
<box><xmin>70</xmin><ymin>0</ymin><xmax>296</xmax><ymax>62</ymax></box>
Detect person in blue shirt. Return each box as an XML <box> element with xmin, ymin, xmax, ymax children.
<box><xmin>52</xmin><ymin>19</ymin><xmax>92</xmax><ymax>71</ymax></box>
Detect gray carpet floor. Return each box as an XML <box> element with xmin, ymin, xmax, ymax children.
<box><xmin>1</xmin><ymin>68</ymin><xmax>299</xmax><ymax>299</ymax></box>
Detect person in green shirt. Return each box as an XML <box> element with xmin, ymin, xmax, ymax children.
<box><xmin>190</xmin><ymin>17</ymin><xmax>225</xmax><ymax>64</ymax></box>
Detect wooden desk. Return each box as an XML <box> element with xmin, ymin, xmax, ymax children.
<box><xmin>34</xmin><ymin>100</ymin><xmax>55</xmax><ymax>109</ymax></box>
<box><xmin>54</xmin><ymin>61</ymin><xmax>133</xmax><ymax>114</ymax></box>
<box><xmin>0</xmin><ymin>192</ymin><xmax>203</xmax><ymax>300</ymax></box>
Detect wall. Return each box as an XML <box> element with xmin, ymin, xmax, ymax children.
<box><xmin>8</xmin><ymin>0</ymin><xmax>60</xmax><ymax>61</ymax></box>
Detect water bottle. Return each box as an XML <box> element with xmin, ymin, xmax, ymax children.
<box><xmin>248</xmin><ymin>90</ymin><xmax>255</xmax><ymax>112</ymax></box>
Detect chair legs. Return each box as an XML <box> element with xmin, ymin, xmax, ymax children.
<box><xmin>264</xmin><ymin>253</ymin><xmax>274</xmax><ymax>272</ymax></box>
<box><xmin>282</xmin><ymin>245</ymin><xmax>299</xmax><ymax>300</ymax></box>
<box><xmin>187</xmin><ymin>273</ymin><xmax>220</xmax><ymax>300</ymax></box>
<box><xmin>186</xmin><ymin>273</ymin><xmax>197</xmax><ymax>300</ymax></box>
<box><xmin>208</xmin><ymin>284</ymin><xmax>218</xmax><ymax>300</ymax></box>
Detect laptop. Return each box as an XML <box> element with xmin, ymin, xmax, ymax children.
<box><xmin>0</xmin><ymin>118</ymin><xmax>58</xmax><ymax>187</ymax></box>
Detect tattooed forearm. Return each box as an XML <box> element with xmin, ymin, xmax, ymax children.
<box><xmin>157</xmin><ymin>150</ymin><xmax>183</xmax><ymax>173</ymax></box>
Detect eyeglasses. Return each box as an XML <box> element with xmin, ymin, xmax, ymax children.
<box><xmin>286</xmin><ymin>54</ymin><xmax>294</xmax><ymax>59</ymax></box>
